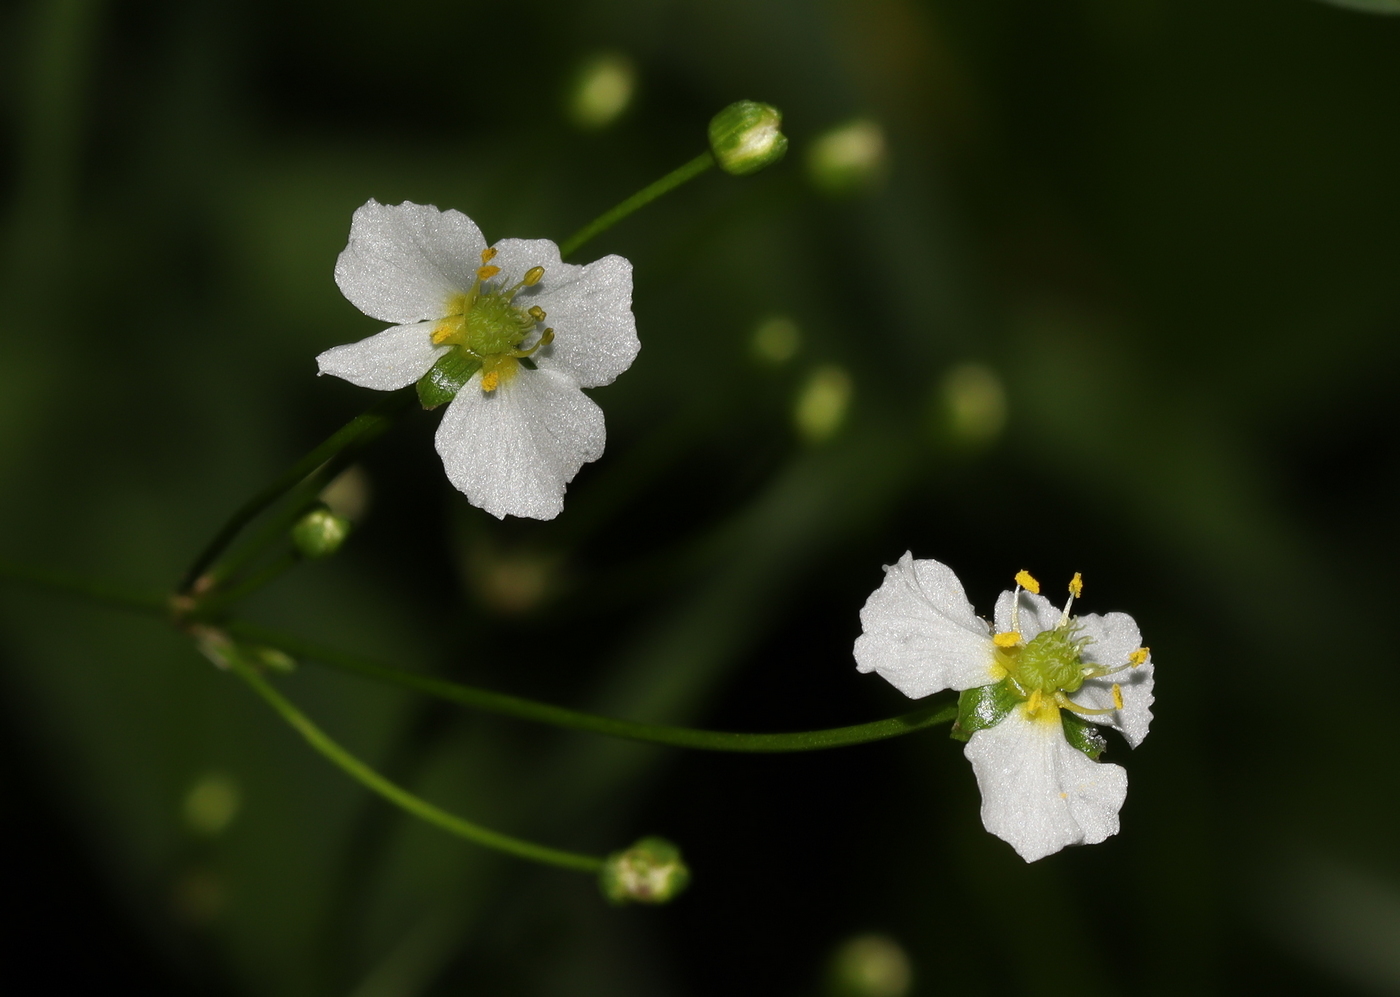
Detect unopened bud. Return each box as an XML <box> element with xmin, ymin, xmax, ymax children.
<box><xmin>709</xmin><ymin>100</ymin><xmax>788</xmax><ymax>176</ymax></box>
<box><xmin>599</xmin><ymin>836</ymin><xmax>690</xmax><ymax>905</ymax></box>
<box><xmin>291</xmin><ymin>506</ymin><xmax>350</xmax><ymax>559</ymax></box>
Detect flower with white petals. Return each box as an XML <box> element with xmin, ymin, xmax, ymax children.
<box><xmin>854</xmin><ymin>554</ymin><xmax>1154</xmax><ymax>862</ymax></box>
<box><xmin>316</xmin><ymin>200</ymin><xmax>638</xmax><ymax>520</ymax></box>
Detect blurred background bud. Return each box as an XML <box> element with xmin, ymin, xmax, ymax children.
<box><xmin>709</xmin><ymin>100</ymin><xmax>787</xmax><ymax>175</ymax></box>
<box><xmin>319</xmin><ymin>464</ymin><xmax>372</xmax><ymax>522</ymax></box>
<box><xmin>171</xmin><ymin>868</ymin><xmax>226</xmax><ymax>926</ymax></box>
<box><xmin>566</xmin><ymin>51</ymin><xmax>636</xmax><ymax>130</ymax></box>
<box><xmin>933</xmin><ymin>362</ymin><xmax>1007</xmax><ymax>448</ymax></box>
<box><xmin>825</xmin><ymin>934</ymin><xmax>913</xmax><ymax>997</ymax></box>
<box><xmin>806</xmin><ymin>119</ymin><xmax>887</xmax><ymax>196</ymax></box>
<box><xmin>464</xmin><ymin>539</ymin><xmax>558</xmax><ymax>615</ymax></box>
<box><xmin>794</xmin><ymin>364</ymin><xmax>853</xmax><ymax>442</ymax></box>
<box><xmin>248</xmin><ymin>645</ymin><xmax>296</xmax><ymax>673</ymax></box>
<box><xmin>751</xmin><ymin>314</ymin><xmax>801</xmax><ymax>364</ymax></box>
<box><xmin>599</xmin><ymin>837</ymin><xmax>690</xmax><ymax>905</ymax></box>
<box><xmin>290</xmin><ymin>506</ymin><xmax>350</xmax><ymax>559</ymax></box>
<box><xmin>182</xmin><ymin>772</ymin><xmax>241</xmax><ymax>837</ymax></box>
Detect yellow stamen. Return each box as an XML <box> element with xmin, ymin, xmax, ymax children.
<box><xmin>1068</xmin><ymin>572</ymin><xmax>1083</xmax><ymax>598</ymax></box>
<box><xmin>1026</xmin><ymin>689</ymin><xmax>1043</xmax><ymax>716</ymax></box>
<box><xmin>1112</xmin><ymin>684</ymin><xmax>1124</xmax><ymax>710</ymax></box>
<box><xmin>480</xmin><ymin>247</ymin><xmax>497</xmax><ymax>264</ymax></box>
<box><xmin>481</xmin><ymin>370</ymin><xmax>500</xmax><ymax>392</ymax></box>
<box><xmin>528</xmin><ymin>305</ymin><xmax>547</xmax><ymax>322</ymax></box>
<box><xmin>1129</xmin><ymin>647</ymin><xmax>1149</xmax><ymax>668</ymax></box>
<box><xmin>1054</xmin><ymin>691</ymin><xmax>1117</xmax><ymax>716</ymax></box>
<box><xmin>1015</xmin><ymin>570</ymin><xmax>1040</xmax><ymax>594</ymax></box>
<box><xmin>477</xmin><ymin>265</ymin><xmax>501</xmax><ymax>281</ymax></box>
<box><xmin>523</xmin><ymin>266</ymin><xmax>545</xmax><ymax>286</ymax></box>
<box><xmin>992</xmin><ymin>631</ymin><xmax>1020</xmax><ymax>648</ymax></box>
<box><xmin>431</xmin><ymin>325</ymin><xmax>453</xmax><ymax>345</ymax></box>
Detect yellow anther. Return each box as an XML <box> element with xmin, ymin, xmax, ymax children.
<box><xmin>1014</xmin><ymin>570</ymin><xmax>1040</xmax><ymax>594</ymax></box>
<box><xmin>480</xmin><ymin>247</ymin><xmax>498</xmax><ymax>264</ymax></box>
<box><xmin>523</xmin><ymin>266</ymin><xmax>545</xmax><ymax>286</ymax></box>
<box><xmin>1068</xmin><ymin>572</ymin><xmax>1083</xmax><ymax>598</ymax></box>
<box><xmin>528</xmin><ymin>305</ymin><xmax>547</xmax><ymax>322</ymax></box>
<box><xmin>1026</xmin><ymin>689</ymin><xmax>1043</xmax><ymax>716</ymax></box>
<box><xmin>477</xmin><ymin>265</ymin><xmax>501</xmax><ymax>281</ymax></box>
<box><xmin>481</xmin><ymin>370</ymin><xmax>500</xmax><ymax>392</ymax></box>
<box><xmin>539</xmin><ymin>327</ymin><xmax>554</xmax><ymax>346</ymax></box>
<box><xmin>992</xmin><ymin>631</ymin><xmax>1020</xmax><ymax>648</ymax></box>
<box><xmin>430</xmin><ymin>324</ymin><xmax>454</xmax><ymax>345</ymax></box>
<box><xmin>1111</xmin><ymin>684</ymin><xmax>1124</xmax><ymax>710</ymax></box>
<box><xmin>1129</xmin><ymin>647</ymin><xmax>1149</xmax><ymax>668</ymax></box>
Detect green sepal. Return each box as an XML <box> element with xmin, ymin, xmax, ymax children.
<box><xmin>950</xmin><ymin>680</ymin><xmax>1021</xmax><ymax>742</ymax></box>
<box><xmin>1060</xmin><ymin>713</ymin><xmax>1107</xmax><ymax>760</ymax></box>
<box><xmin>416</xmin><ymin>351</ymin><xmax>481</xmax><ymax>410</ymax></box>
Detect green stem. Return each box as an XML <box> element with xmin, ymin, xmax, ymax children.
<box><xmin>226</xmin><ymin>622</ymin><xmax>957</xmax><ymax>752</ymax></box>
<box><xmin>558</xmin><ymin>152</ymin><xmax>715</xmax><ymax>259</ymax></box>
<box><xmin>178</xmin><ymin>390</ymin><xmax>415</xmax><ymax>594</ymax></box>
<box><xmin>0</xmin><ymin>558</ymin><xmax>166</xmax><ymax>614</ymax></box>
<box><xmin>229</xmin><ymin>656</ymin><xmax>603</xmax><ymax>873</ymax></box>
<box><xmin>197</xmin><ymin>552</ymin><xmax>300</xmax><ymax>618</ymax></box>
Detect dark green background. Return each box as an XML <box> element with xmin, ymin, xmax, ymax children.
<box><xmin>3</xmin><ymin>0</ymin><xmax>1398</xmax><ymax>993</ymax></box>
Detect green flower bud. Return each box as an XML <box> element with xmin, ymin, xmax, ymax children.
<box><xmin>291</xmin><ymin>507</ymin><xmax>351</xmax><ymax>559</ymax></box>
<box><xmin>598</xmin><ymin>836</ymin><xmax>690</xmax><ymax>905</ymax></box>
<box><xmin>709</xmin><ymin>100</ymin><xmax>788</xmax><ymax>176</ymax></box>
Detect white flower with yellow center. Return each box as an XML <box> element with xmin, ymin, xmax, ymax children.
<box><xmin>853</xmin><ymin>554</ymin><xmax>1155</xmax><ymax>862</ymax></box>
<box><xmin>316</xmin><ymin>200</ymin><xmax>638</xmax><ymax>520</ymax></box>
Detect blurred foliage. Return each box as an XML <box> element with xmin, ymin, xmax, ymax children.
<box><xmin>2</xmin><ymin>0</ymin><xmax>1399</xmax><ymax>995</ymax></box>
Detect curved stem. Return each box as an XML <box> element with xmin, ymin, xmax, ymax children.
<box><xmin>226</xmin><ymin>622</ymin><xmax>957</xmax><ymax>752</ymax></box>
<box><xmin>0</xmin><ymin>558</ymin><xmax>166</xmax><ymax>614</ymax></box>
<box><xmin>177</xmin><ymin>390</ymin><xmax>415</xmax><ymax>594</ymax></box>
<box><xmin>558</xmin><ymin>152</ymin><xmax>715</xmax><ymax>259</ymax></box>
<box><xmin>197</xmin><ymin>551</ymin><xmax>300</xmax><ymax>618</ymax></box>
<box><xmin>229</xmin><ymin>656</ymin><xmax>603</xmax><ymax>873</ymax></box>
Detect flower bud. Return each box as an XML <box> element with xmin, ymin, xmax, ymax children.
<box><xmin>291</xmin><ymin>506</ymin><xmax>351</xmax><ymax>559</ymax></box>
<box><xmin>709</xmin><ymin>100</ymin><xmax>788</xmax><ymax>176</ymax></box>
<box><xmin>598</xmin><ymin>836</ymin><xmax>690</xmax><ymax>905</ymax></box>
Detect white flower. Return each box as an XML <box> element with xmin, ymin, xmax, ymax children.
<box><xmin>854</xmin><ymin>553</ymin><xmax>1155</xmax><ymax>862</ymax></box>
<box><xmin>316</xmin><ymin>200</ymin><xmax>638</xmax><ymax>520</ymax></box>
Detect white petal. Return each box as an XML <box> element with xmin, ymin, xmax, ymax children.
<box><xmin>853</xmin><ymin>553</ymin><xmax>996</xmax><ymax>698</ymax></box>
<box><xmin>993</xmin><ymin>588</ymin><xmax>1061</xmax><ymax>639</ymax></box>
<box><xmin>434</xmin><ymin>367</ymin><xmax>605</xmax><ymax>520</ymax></box>
<box><xmin>334</xmin><ymin>200</ymin><xmax>485</xmax><ymax>324</ymax></box>
<box><xmin>316</xmin><ymin>321</ymin><xmax>445</xmax><ymax>390</ymax></box>
<box><xmin>1071</xmin><ymin>612</ymin><xmax>1155</xmax><ymax>748</ymax></box>
<box><xmin>490</xmin><ymin>244</ymin><xmax>637</xmax><ymax>389</ymax></box>
<box><xmin>964</xmin><ymin>708</ymin><xmax>1127</xmax><ymax>862</ymax></box>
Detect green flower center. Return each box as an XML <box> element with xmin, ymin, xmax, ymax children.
<box><xmin>998</xmin><ymin>626</ymin><xmax>1087</xmax><ymax>697</ymax></box>
<box><xmin>430</xmin><ymin>253</ymin><xmax>554</xmax><ymax>392</ymax></box>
